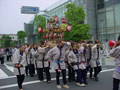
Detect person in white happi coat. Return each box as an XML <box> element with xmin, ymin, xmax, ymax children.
<box><xmin>47</xmin><ymin>40</ymin><xmax>70</xmax><ymax>89</ymax></box>
<box><xmin>68</xmin><ymin>43</ymin><xmax>87</xmax><ymax>87</ymax></box>
<box><xmin>13</xmin><ymin>45</ymin><xmax>26</xmax><ymax>90</ymax></box>
<box><xmin>65</xmin><ymin>44</ymin><xmax>75</xmax><ymax>82</ymax></box>
<box><xmin>109</xmin><ymin>36</ymin><xmax>120</xmax><ymax>90</ymax></box>
<box><xmin>25</xmin><ymin>44</ymin><xmax>35</xmax><ymax>77</ymax></box>
<box><xmin>31</xmin><ymin>43</ymin><xmax>37</xmax><ymax>74</ymax></box>
<box><xmin>89</xmin><ymin>40</ymin><xmax>102</xmax><ymax>81</ymax></box>
<box><xmin>34</xmin><ymin>41</ymin><xmax>51</xmax><ymax>82</ymax></box>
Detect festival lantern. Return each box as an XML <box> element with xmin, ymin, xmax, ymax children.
<box><xmin>62</xmin><ymin>18</ymin><xmax>66</xmax><ymax>24</ymax></box>
<box><xmin>38</xmin><ymin>27</ymin><xmax>42</xmax><ymax>33</ymax></box>
<box><xmin>67</xmin><ymin>25</ymin><xmax>71</xmax><ymax>32</ymax></box>
<box><xmin>109</xmin><ymin>40</ymin><xmax>115</xmax><ymax>47</ymax></box>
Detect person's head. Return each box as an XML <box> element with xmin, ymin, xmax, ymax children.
<box><xmin>33</xmin><ymin>43</ymin><xmax>37</xmax><ymax>49</ymax></box>
<box><xmin>71</xmin><ymin>42</ymin><xmax>78</xmax><ymax>50</ymax></box>
<box><xmin>95</xmin><ymin>40</ymin><xmax>100</xmax><ymax>47</ymax></box>
<box><xmin>118</xmin><ymin>36</ymin><xmax>120</xmax><ymax>44</ymax></box>
<box><xmin>19</xmin><ymin>45</ymin><xmax>25</xmax><ymax>52</ymax></box>
<box><xmin>105</xmin><ymin>39</ymin><xmax>108</xmax><ymax>42</ymax></box>
<box><xmin>40</xmin><ymin>41</ymin><xmax>45</xmax><ymax>47</ymax></box>
<box><xmin>56</xmin><ymin>39</ymin><xmax>63</xmax><ymax>48</ymax></box>
<box><xmin>87</xmin><ymin>40</ymin><xmax>93</xmax><ymax>47</ymax></box>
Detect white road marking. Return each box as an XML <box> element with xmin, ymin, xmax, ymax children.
<box><xmin>0</xmin><ymin>69</ymin><xmax>114</xmax><ymax>89</ymax></box>
<box><xmin>0</xmin><ymin>69</ymin><xmax>8</xmax><ymax>79</ymax></box>
<box><xmin>4</xmin><ymin>64</ymin><xmax>14</xmax><ymax>72</ymax></box>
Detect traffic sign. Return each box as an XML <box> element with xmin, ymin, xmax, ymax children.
<box><xmin>21</xmin><ymin>6</ymin><xmax>39</xmax><ymax>14</ymax></box>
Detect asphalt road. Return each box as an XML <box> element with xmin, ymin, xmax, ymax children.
<box><xmin>0</xmin><ymin>56</ymin><xmax>118</xmax><ymax>90</ymax></box>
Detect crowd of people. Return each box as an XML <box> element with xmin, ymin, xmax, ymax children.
<box><xmin>1</xmin><ymin>37</ymin><xmax>120</xmax><ymax>90</ymax></box>
<box><xmin>11</xmin><ymin>39</ymin><xmax>103</xmax><ymax>90</ymax></box>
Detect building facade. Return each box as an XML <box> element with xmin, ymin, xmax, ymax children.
<box><xmin>46</xmin><ymin>0</ymin><xmax>120</xmax><ymax>42</ymax></box>
<box><xmin>96</xmin><ymin>0</ymin><xmax>120</xmax><ymax>42</ymax></box>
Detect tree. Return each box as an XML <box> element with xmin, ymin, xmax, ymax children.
<box><xmin>1</xmin><ymin>35</ymin><xmax>11</xmax><ymax>48</ymax></box>
<box><xmin>10</xmin><ymin>41</ymin><xmax>16</xmax><ymax>47</ymax></box>
<box><xmin>64</xmin><ymin>3</ymin><xmax>90</xmax><ymax>42</ymax></box>
<box><xmin>33</xmin><ymin>15</ymin><xmax>46</xmax><ymax>41</ymax></box>
<box><xmin>17</xmin><ymin>31</ymin><xmax>26</xmax><ymax>45</ymax></box>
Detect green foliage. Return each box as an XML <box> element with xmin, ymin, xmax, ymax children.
<box><xmin>33</xmin><ymin>15</ymin><xmax>46</xmax><ymax>41</ymax></box>
<box><xmin>64</xmin><ymin>3</ymin><xmax>90</xmax><ymax>42</ymax></box>
<box><xmin>10</xmin><ymin>41</ymin><xmax>16</xmax><ymax>47</ymax></box>
<box><xmin>1</xmin><ymin>35</ymin><xmax>11</xmax><ymax>48</ymax></box>
<box><xmin>17</xmin><ymin>30</ymin><xmax>26</xmax><ymax>45</ymax></box>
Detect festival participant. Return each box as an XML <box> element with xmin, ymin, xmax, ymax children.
<box><xmin>65</xmin><ymin>42</ymin><xmax>75</xmax><ymax>82</ymax></box>
<box><xmin>90</xmin><ymin>40</ymin><xmax>102</xmax><ymax>81</ymax></box>
<box><xmin>13</xmin><ymin>45</ymin><xmax>26</xmax><ymax>90</ymax></box>
<box><xmin>25</xmin><ymin>44</ymin><xmax>34</xmax><ymax>77</ymax></box>
<box><xmin>86</xmin><ymin>41</ymin><xmax>93</xmax><ymax>79</ymax></box>
<box><xmin>31</xmin><ymin>43</ymin><xmax>37</xmax><ymax>75</ymax></box>
<box><xmin>68</xmin><ymin>43</ymin><xmax>87</xmax><ymax>87</ymax></box>
<box><xmin>109</xmin><ymin>36</ymin><xmax>120</xmax><ymax>90</ymax></box>
<box><xmin>35</xmin><ymin>41</ymin><xmax>51</xmax><ymax>82</ymax></box>
<box><xmin>47</xmin><ymin>39</ymin><xmax>69</xmax><ymax>89</ymax></box>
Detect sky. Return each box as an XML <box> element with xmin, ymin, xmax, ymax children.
<box><xmin>0</xmin><ymin>0</ymin><xmax>59</xmax><ymax>34</ymax></box>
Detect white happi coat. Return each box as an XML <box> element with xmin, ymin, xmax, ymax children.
<box><xmin>13</xmin><ymin>49</ymin><xmax>26</xmax><ymax>75</ymax></box>
<box><xmin>67</xmin><ymin>49</ymin><xmax>86</xmax><ymax>70</ymax></box>
<box><xmin>47</xmin><ymin>44</ymin><xmax>69</xmax><ymax>70</ymax></box>
<box><xmin>25</xmin><ymin>48</ymin><xmax>34</xmax><ymax>66</ymax></box>
<box><xmin>34</xmin><ymin>47</ymin><xmax>50</xmax><ymax>68</ymax></box>
<box><xmin>90</xmin><ymin>44</ymin><xmax>101</xmax><ymax>68</ymax></box>
<box><xmin>110</xmin><ymin>46</ymin><xmax>120</xmax><ymax>80</ymax></box>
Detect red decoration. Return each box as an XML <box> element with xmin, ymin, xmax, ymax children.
<box><xmin>109</xmin><ymin>40</ymin><xmax>115</xmax><ymax>47</ymax></box>
<box><xmin>51</xmin><ymin>32</ymin><xmax>54</xmax><ymax>38</ymax></box>
<box><xmin>62</xmin><ymin>18</ymin><xmax>66</xmax><ymax>24</ymax></box>
<box><xmin>55</xmin><ymin>16</ymin><xmax>59</xmax><ymax>23</ymax></box>
<box><xmin>43</xmin><ymin>34</ymin><xmax>46</xmax><ymax>39</ymax></box>
<box><xmin>38</xmin><ymin>27</ymin><xmax>42</xmax><ymax>33</ymax></box>
<box><xmin>67</xmin><ymin>25</ymin><xmax>71</xmax><ymax>32</ymax></box>
<box><xmin>62</xmin><ymin>32</ymin><xmax>64</xmax><ymax>38</ymax></box>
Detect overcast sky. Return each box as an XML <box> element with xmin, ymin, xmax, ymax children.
<box><xmin>0</xmin><ymin>0</ymin><xmax>59</xmax><ymax>34</ymax></box>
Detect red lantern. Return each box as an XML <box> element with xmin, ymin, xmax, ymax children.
<box><xmin>67</xmin><ymin>25</ymin><xmax>71</xmax><ymax>32</ymax></box>
<box><xmin>109</xmin><ymin>40</ymin><xmax>115</xmax><ymax>47</ymax></box>
<box><xmin>38</xmin><ymin>27</ymin><xmax>42</xmax><ymax>33</ymax></box>
<box><xmin>62</xmin><ymin>18</ymin><xmax>66</xmax><ymax>24</ymax></box>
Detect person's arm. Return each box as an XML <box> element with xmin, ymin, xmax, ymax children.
<box><xmin>47</xmin><ymin>48</ymin><xmax>54</xmax><ymax>61</ymax></box>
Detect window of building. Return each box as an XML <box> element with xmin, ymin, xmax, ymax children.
<box><xmin>114</xmin><ymin>4</ymin><xmax>120</xmax><ymax>25</ymax></box>
<box><xmin>106</xmin><ymin>10</ymin><xmax>114</xmax><ymax>27</ymax></box>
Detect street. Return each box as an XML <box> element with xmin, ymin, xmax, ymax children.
<box><xmin>0</xmin><ymin>57</ymin><xmax>118</xmax><ymax>90</ymax></box>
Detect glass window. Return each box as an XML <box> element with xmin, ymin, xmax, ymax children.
<box><xmin>114</xmin><ymin>4</ymin><xmax>120</xmax><ymax>25</ymax></box>
<box><xmin>97</xmin><ymin>0</ymin><xmax>104</xmax><ymax>4</ymax></box>
<box><xmin>106</xmin><ymin>10</ymin><xmax>114</xmax><ymax>27</ymax></box>
<box><xmin>97</xmin><ymin>12</ymin><xmax>106</xmax><ymax>29</ymax></box>
<box><xmin>97</xmin><ymin>3</ymin><xmax>105</xmax><ymax>10</ymax></box>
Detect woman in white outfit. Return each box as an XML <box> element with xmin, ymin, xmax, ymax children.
<box><xmin>13</xmin><ymin>45</ymin><xmax>26</xmax><ymax>90</ymax></box>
